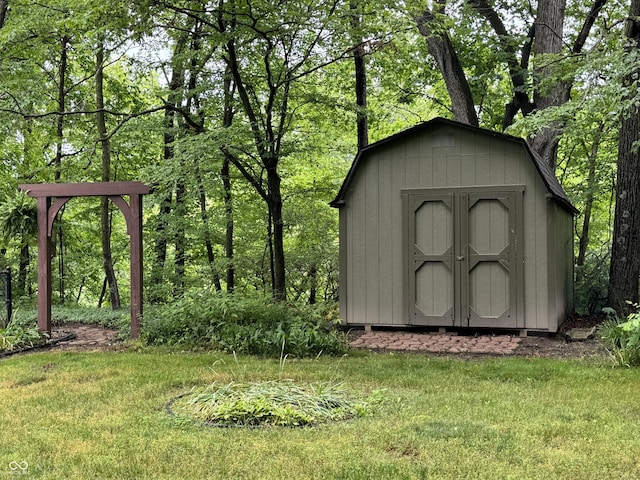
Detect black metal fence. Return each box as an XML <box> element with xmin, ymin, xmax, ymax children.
<box><xmin>0</xmin><ymin>268</ymin><xmax>12</xmax><ymax>327</ymax></box>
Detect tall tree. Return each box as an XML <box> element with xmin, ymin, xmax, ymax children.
<box><xmin>149</xmin><ymin>27</ymin><xmax>188</xmax><ymax>301</ymax></box>
<box><xmin>351</xmin><ymin>0</ymin><xmax>369</xmax><ymax>149</ymax></box>
<box><xmin>186</xmin><ymin>18</ymin><xmax>223</xmax><ymax>292</ymax></box>
<box><xmin>527</xmin><ymin>0</ymin><xmax>568</xmax><ymax>168</ymax></box>
<box><xmin>575</xmin><ymin>125</ymin><xmax>604</xmax><ymax>274</ymax></box>
<box><xmin>96</xmin><ymin>44</ymin><xmax>122</xmax><ymax>310</ymax></box>
<box><xmin>217</xmin><ymin>0</ymin><xmax>352</xmax><ymax>299</ymax></box>
<box><xmin>221</xmin><ymin>65</ymin><xmax>236</xmax><ymax>293</ymax></box>
<box><xmin>410</xmin><ymin>0</ymin><xmax>606</xmax><ymax>167</ymax></box>
<box><xmin>607</xmin><ymin>0</ymin><xmax>640</xmax><ymax>313</ymax></box>
<box><xmin>414</xmin><ymin>2</ymin><xmax>479</xmax><ymax>126</ymax></box>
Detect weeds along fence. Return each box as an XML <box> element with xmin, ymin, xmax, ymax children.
<box><xmin>0</xmin><ymin>268</ymin><xmax>12</xmax><ymax>328</ymax></box>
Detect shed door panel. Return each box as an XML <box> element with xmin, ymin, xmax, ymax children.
<box><xmin>407</xmin><ymin>189</ymin><xmax>521</xmax><ymax>328</ymax></box>
<box><xmin>465</xmin><ymin>193</ymin><xmax>517</xmax><ymax>328</ymax></box>
<box><xmin>409</xmin><ymin>195</ymin><xmax>455</xmax><ymax>324</ymax></box>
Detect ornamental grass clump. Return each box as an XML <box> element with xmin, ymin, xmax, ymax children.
<box><xmin>170</xmin><ymin>380</ymin><xmax>375</xmax><ymax>427</ymax></box>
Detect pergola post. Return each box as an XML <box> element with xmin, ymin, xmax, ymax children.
<box><xmin>120</xmin><ymin>193</ymin><xmax>144</xmax><ymax>339</ymax></box>
<box><xmin>36</xmin><ymin>196</ymin><xmax>52</xmax><ymax>333</ymax></box>
<box><xmin>19</xmin><ymin>182</ymin><xmax>149</xmax><ymax>339</ymax></box>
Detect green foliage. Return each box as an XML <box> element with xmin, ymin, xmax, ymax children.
<box><xmin>143</xmin><ymin>292</ymin><xmax>347</xmax><ymax>357</ymax></box>
<box><xmin>598</xmin><ymin>307</ymin><xmax>640</xmax><ymax>367</ymax></box>
<box><xmin>0</xmin><ymin>190</ymin><xmax>38</xmax><ymax>245</ymax></box>
<box><xmin>0</xmin><ymin>320</ymin><xmax>46</xmax><ymax>352</ymax></box>
<box><xmin>13</xmin><ymin>306</ymin><xmax>128</xmax><ymax>330</ymax></box>
<box><xmin>171</xmin><ymin>379</ymin><xmax>374</xmax><ymax>427</ymax></box>
<box><xmin>574</xmin><ymin>249</ymin><xmax>610</xmax><ymax>315</ymax></box>
<box><xmin>0</xmin><ymin>0</ymin><xmax>633</xmax><ymax>321</ymax></box>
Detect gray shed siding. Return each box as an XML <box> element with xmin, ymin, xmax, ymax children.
<box><xmin>547</xmin><ymin>202</ymin><xmax>575</xmax><ymax>330</ymax></box>
<box><xmin>336</xmin><ymin>121</ymin><xmax>574</xmax><ymax>331</ymax></box>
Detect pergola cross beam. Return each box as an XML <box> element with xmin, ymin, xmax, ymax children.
<box><xmin>19</xmin><ymin>182</ymin><xmax>149</xmax><ymax>339</ymax></box>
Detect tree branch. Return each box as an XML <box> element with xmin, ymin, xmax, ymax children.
<box><xmin>220</xmin><ymin>147</ymin><xmax>268</xmax><ymax>201</ymax></box>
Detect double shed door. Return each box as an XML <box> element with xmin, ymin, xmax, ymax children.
<box><xmin>403</xmin><ymin>187</ymin><xmax>524</xmax><ymax>328</ymax></box>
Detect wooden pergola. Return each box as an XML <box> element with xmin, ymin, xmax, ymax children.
<box><xmin>18</xmin><ymin>182</ymin><xmax>149</xmax><ymax>338</ymax></box>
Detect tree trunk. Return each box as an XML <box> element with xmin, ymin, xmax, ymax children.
<box><xmin>222</xmin><ymin>157</ymin><xmax>235</xmax><ymax>293</ymax></box>
<box><xmin>266</xmin><ymin>204</ymin><xmax>276</xmax><ymax>294</ymax></box>
<box><xmin>76</xmin><ymin>277</ymin><xmax>84</xmax><ymax>304</ymax></box>
<box><xmin>96</xmin><ymin>44</ymin><xmax>121</xmax><ymax>310</ymax></box>
<box><xmin>222</xmin><ymin>65</ymin><xmax>235</xmax><ymax>293</ymax></box>
<box><xmin>354</xmin><ymin>47</ymin><xmax>368</xmax><ymax>149</ymax></box>
<box><xmin>174</xmin><ymin>180</ymin><xmax>186</xmax><ymax>298</ymax></box>
<box><xmin>168</xmin><ymin>46</ymin><xmax>187</xmax><ymax>298</ymax></box>
<box><xmin>196</xmin><ymin>168</ymin><xmax>222</xmax><ymax>291</ymax></box>
<box><xmin>607</xmin><ymin>0</ymin><xmax>640</xmax><ymax>314</ymax></box>
<box><xmin>576</xmin><ymin>126</ymin><xmax>604</xmax><ymax>278</ymax></box>
<box><xmin>267</xmin><ymin>166</ymin><xmax>286</xmax><ymax>300</ymax></box>
<box><xmin>308</xmin><ymin>263</ymin><xmax>317</xmax><ymax>305</ymax></box>
<box><xmin>529</xmin><ymin>0</ymin><xmax>567</xmax><ymax>168</ymax></box>
<box><xmin>351</xmin><ymin>1</ymin><xmax>368</xmax><ymax>150</ymax></box>
<box><xmin>466</xmin><ymin>0</ymin><xmax>535</xmax><ymax>128</ymax></box>
<box><xmin>415</xmin><ymin>8</ymin><xmax>479</xmax><ymax>126</ymax></box>
<box><xmin>576</xmin><ymin>153</ymin><xmax>597</xmax><ymax>270</ymax></box>
<box><xmin>98</xmin><ymin>277</ymin><xmax>107</xmax><ymax>308</ymax></box>
<box><xmin>54</xmin><ymin>36</ymin><xmax>69</xmax><ymax>303</ymax></box>
<box><xmin>225</xmin><ymin>36</ymin><xmax>286</xmax><ymax>297</ymax></box>
<box><xmin>0</xmin><ymin>0</ymin><xmax>8</xmax><ymax>29</ymax></box>
<box><xmin>151</xmin><ymin>36</ymin><xmax>186</xmax><ymax>301</ymax></box>
<box><xmin>55</xmin><ymin>36</ymin><xmax>69</xmax><ymax>181</ymax></box>
<box><xmin>17</xmin><ymin>245</ymin><xmax>28</xmax><ymax>297</ymax></box>
<box><xmin>150</xmin><ymin>193</ymin><xmax>171</xmax><ymax>303</ymax></box>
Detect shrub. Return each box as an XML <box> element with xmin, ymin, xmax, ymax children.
<box><xmin>598</xmin><ymin>307</ymin><xmax>640</xmax><ymax>367</ymax></box>
<box><xmin>0</xmin><ymin>321</ymin><xmax>47</xmax><ymax>352</ymax></box>
<box><xmin>142</xmin><ymin>292</ymin><xmax>347</xmax><ymax>357</ymax></box>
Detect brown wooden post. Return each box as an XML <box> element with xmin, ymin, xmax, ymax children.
<box><xmin>129</xmin><ymin>193</ymin><xmax>143</xmax><ymax>338</ymax></box>
<box><xmin>19</xmin><ymin>182</ymin><xmax>149</xmax><ymax>339</ymax></box>
<box><xmin>36</xmin><ymin>196</ymin><xmax>52</xmax><ymax>334</ymax></box>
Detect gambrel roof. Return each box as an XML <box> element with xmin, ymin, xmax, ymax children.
<box><xmin>330</xmin><ymin>117</ymin><xmax>578</xmax><ymax>215</ymax></box>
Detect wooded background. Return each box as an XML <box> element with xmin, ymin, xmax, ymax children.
<box><xmin>0</xmin><ymin>0</ymin><xmax>638</xmax><ymax>315</ymax></box>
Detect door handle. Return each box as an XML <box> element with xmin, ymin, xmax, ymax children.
<box><xmin>456</xmin><ymin>256</ymin><xmax>465</xmax><ymax>261</ymax></box>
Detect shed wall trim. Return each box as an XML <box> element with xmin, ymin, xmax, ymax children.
<box><xmin>401</xmin><ymin>185</ymin><xmax>526</xmax><ymax>196</ymax></box>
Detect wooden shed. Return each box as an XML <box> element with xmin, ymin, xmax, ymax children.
<box><xmin>330</xmin><ymin>118</ymin><xmax>577</xmax><ymax>334</ymax></box>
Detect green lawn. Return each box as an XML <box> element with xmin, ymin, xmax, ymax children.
<box><xmin>1</xmin><ymin>349</ymin><xmax>639</xmax><ymax>479</ymax></box>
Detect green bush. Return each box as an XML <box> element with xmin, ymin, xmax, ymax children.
<box><xmin>0</xmin><ymin>321</ymin><xmax>47</xmax><ymax>352</ymax></box>
<box><xmin>142</xmin><ymin>292</ymin><xmax>347</xmax><ymax>357</ymax></box>
<box><xmin>598</xmin><ymin>307</ymin><xmax>640</xmax><ymax>367</ymax></box>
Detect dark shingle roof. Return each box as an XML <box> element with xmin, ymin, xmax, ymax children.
<box><xmin>330</xmin><ymin>117</ymin><xmax>578</xmax><ymax>215</ymax></box>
